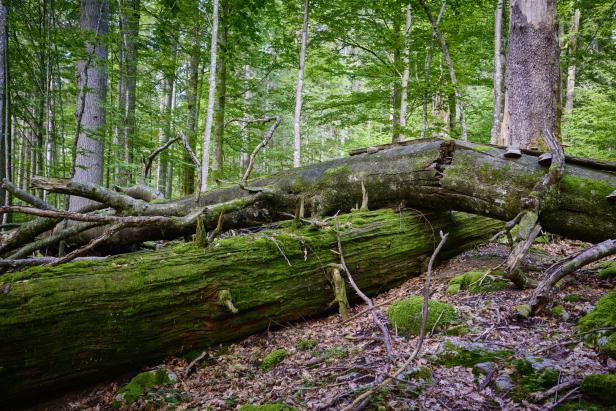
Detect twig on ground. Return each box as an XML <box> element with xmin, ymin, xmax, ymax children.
<box><xmin>184</xmin><ymin>351</ymin><xmax>207</xmax><ymax>376</ymax></box>
<box><xmin>532</xmin><ymin>379</ymin><xmax>581</xmax><ymax>402</ymax></box>
<box><xmin>342</xmin><ymin>296</ymin><xmax>398</xmax><ymax>324</ymax></box>
<box><xmin>540</xmin><ymin>387</ymin><xmax>580</xmax><ymax>411</ymax></box>
<box><xmin>335</xmin><ymin>215</ymin><xmax>393</xmax><ymax>357</ymax></box>
<box><xmin>340</xmin><ymin>231</ymin><xmax>449</xmax><ymax>411</ymax></box>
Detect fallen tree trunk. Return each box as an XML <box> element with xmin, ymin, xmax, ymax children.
<box><xmin>2</xmin><ymin>139</ymin><xmax>614</xmax><ymax>258</ymax></box>
<box><xmin>0</xmin><ymin>209</ymin><xmax>499</xmax><ymax>406</ymax></box>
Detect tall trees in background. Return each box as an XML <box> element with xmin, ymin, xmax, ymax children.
<box><xmin>71</xmin><ymin>0</ymin><xmax>109</xmax><ymax>210</ymax></box>
<box><xmin>293</xmin><ymin>0</ymin><xmax>309</xmax><ymax>168</ymax></box>
<box><xmin>201</xmin><ymin>0</ymin><xmax>219</xmax><ymax>193</ymax></box>
<box><xmin>490</xmin><ymin>0</ymin><xmax>505</xmax><ymax>144</ymax></box>
<box><xmin>501</xmin><ymin>0</ymin><xmax>560</xmax><ymax>149</ymax></box>
<box><xmin>420</xmin><ymin>0</ymin><xmax>467</xmax><ymax>140</ymax></box>
<box><xmin>0</xmin><ymin>0</ymin><xmax>7</xmax><ymax>211</ymax></box>
<box><xmin>395</xmin><ymin>3</ymin><xmax>412</xmax><ymax>143</ymax></box>
<box><xmin>565</xmin><ymin>8</ymin><xmax>580</xmax><ymax>114</ymax></box>
<box><xmin>211</xmin><ymin>0</ymin><xmax>227</xmax><ymax>184</ymax></box>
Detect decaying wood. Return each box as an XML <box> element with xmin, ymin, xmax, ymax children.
<box><xmin>528</xmin><ymin>239</ymin><xmax>616</xmax><ymax>313</ymax></box>
<box><xmin>0</xmin><ymin>209</ymin><xmax>500</xmax><ymax>405</ymax></box>
<box><xmin>2</xmin><ymin>139</ymin><xmax>615</xmax><ymax>260</ymax></box>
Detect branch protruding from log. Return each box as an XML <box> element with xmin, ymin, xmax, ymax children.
<box><xmin>142</xmin><ymin>137</ymin><xmax>180</xmax><ymax>183</ymax></box>
<box><xmin>0</xmin><ymin>206</ymin><xmax>172</xmax><ymax>225</ymax></box>
<box><xmin>528</xmin><ymin>239</ymin><xmax>616</xmax><ymax>313</ymax></box>
<box><xmin>50</xmin><ymin>223</ymin><xmax>126</xmax><ymax>266</ymax></box>
<box><xmin>239</xmin><ymin>116</ymin><xmax>281</xmax><ymax>192</ymax></box>
<box><xmin>1</xmin><ymin>178</ymin><xmax>54</xmax><ymax>210</ymax></box>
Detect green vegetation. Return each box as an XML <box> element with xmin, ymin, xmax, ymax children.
<box><xmin>388</xmin><ymin>297</ymin><xmax>458</xmax><ymax>337</ymax></box>
<box><xmin>563</xmin><ymin>294</ymin><xmax>585</xmax><ymax>303</ymax></box>
<box><xmin>260</xmin><ymin>349</ymin><xmax>288</xmax><ymax>370</ymax></box>
<box><xmin>509</xmin><ymin>359</ymin><xmax>559</xmax><ymax>401</ymax></box>
<box><xmin>581</xmin><ymin>374</ymin><xmax>616</xmax><ymax>405</ymax></box>
<box><xmin>113</xmin><ymin>368</ymin><xmax>175</xmax><ymax>407</ymax></box>
<box><xmin>435</xmin><ymin>341</ymin><xmax>512</xmax><ymax>368</ymax></box>
<box><xmin>596</xmin><ymin>262</ymin><xmax>616</xmax><ymax>279</ymax></box>
<box><xmin>578</xmin><ymin>288</ymin><xmax>616</xmax><ymax>358</ymax></box>
<box><xmin>446</xmin><ymin>270</ymin><xmax>509</xmax><ymax>294</ymax></box>
<box><xmin>238</xmin><ymin>403</ymin><xmax>300</xmax><ymax>411</ymax></box>
<box><xmin>296</xmin><ymin>338</ymin><xmax>318</xmax><ymax>351</ymax></box>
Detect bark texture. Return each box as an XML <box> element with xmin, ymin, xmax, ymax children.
<box><xmin>565</xmin><ymin>8</ymin><xmax>580</xmax><ymax>114</ymax></box>
<box><xmin>0</xmin><ymin>209</ymin><xmax>500</xmax><ymax>405</ymax></box>
<box><xmin>490</xmin><ymin>0</ymin><xmax>505</xmax><ymax>144</ymax></box>
<box><xmin>72</xmin><ymin>0</ymin><xmax>109</xmax><ymax>210</ymax></box>
<box><xmin>502</xmin><ymin>0</ymin><xmax>560</xmax><ymax>149</ymax></box>
<box><xmin>293</xmin><ymin>0</ymin><xmax>309</xmax><ymax>167</ymax></box>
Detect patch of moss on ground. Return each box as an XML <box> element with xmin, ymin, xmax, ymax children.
<box><xmin>581</xmin><ymin>374</ymin><xmax>616</xmax><ymax>406</ymax></box>
<box><xmin>435</xmin><ymin>341</ymin><xmax>512</xmax><ymax>368</ymax></box>
<box><xmin>578</xmin><ymin>288</ymin><xmax>616</xmax><ymax>358</ymax></box>
<box><xmin>446</xmin><ymin>270</ymin><xmax>509</xmax><ymax>294</ymax></box>
<box><xmin>407</xmin><ymin>366</ymin><xmax>433</xmax><ymax>383</ymax></box>
<box><xmin>260</xmin><ymin>349</ymin><xmax>287</xmax><ymax>370</ymax></box>
<box><xmin>509</xmin><ymin>359</ymin><xmax>559</xmax><ymax>401</ymax></box>
<box><xmin>563</xmin><ymin>294</ymin><xmax>585</xmax><ymax>303</ymax></box>
<box><xmin>555</xmin><ymin>400</ymin><xmax>609</xmax><ymax>411</ymax></box>
<box><xmin>388</xmin><ymin>297</ymin><xmax>458</xmax><ymax>336</ymax></box>
<box><xmin>320</xmin><ymin>346</ymin><xmax>350</xmax><ymax>360</ymax></box>
<box><xmin>238</xmin><ymin>403</ymin><xmax>299</xmax><ymax>411</ymax></box>
<box><xmin>296</xmin><ymin>338</ymin><xmax>318</xmax><ymax>351</ymax></box>
<box><xmin>596</xmin><ymin>262</ymin><xmax>616</xmax><ymax>279</ymax></box>
<box><xmin>113</xmin><ymin>368</ymin><xmax>175</xmax><ymax>407</ymax></box>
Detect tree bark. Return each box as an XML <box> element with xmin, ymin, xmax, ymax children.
<box><xmin>490</xmin><ymin>0</ymin><xmax>505</xmax><ymax>144</ymax></box>
<box><xmin>421</xmin><ymin>0</ymin><xmax>446</xmax><ymax>139</ymax></box>
<box><xmin>293</xmin><ymin>0</ymin><xmax>309</xmax><ymax>167</ymax></box>
<box><xmin>398</xmin><ymin>4</ymin><xmax>412</xmax><ymax>141</ymax></box>
<box><xmin>0</xmin><ymin>209</ymin><xmax>501</xmax><ymax>405</ymax></box>
<box><xmin>564</xmin><ymin>8</ymin><xmax>580</xmax><ymax>115</ymax></box>
<box><xmin>183</xmin><ymin>24</ymin><xmax>200</xmax><ymax>195</ymax></box>
<box><xmin>502</xmin><ymin>0</ymin><xmax>560</xmax><ymax>149</ymax></box>
<box><xmin>0</xmin><ymin>1</ymin><xmax>7</xmax><ymax>211</ymax></box>
<box><xmin>71</xmin><ymin>0</ymin><xmax>109</xmax><ymax>211</ymax></box>
<box><xmin>211</xmin><ymin>4</ymin><xmax>227</xmax><ymax>184</ymax></box>
<box><xmin>200</xmin><ymin>0</ymin><xmax>219</xmax><ymax>192</ymax></box>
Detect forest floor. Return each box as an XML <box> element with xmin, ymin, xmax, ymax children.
<box><xmin>32</xmin><ymin>240</ymin><xmax>615</xmax><ymax>411</ymax></box>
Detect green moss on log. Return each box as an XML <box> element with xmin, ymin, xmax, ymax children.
<box><xmin>0</xmin><ymin>209</ymin><xmax>501</xmax><ymax>405</ymax></box>
<box><xmin>581</xmin><ymin>374</ymin><xmax>616</xmax><ymax>405</ymax></box>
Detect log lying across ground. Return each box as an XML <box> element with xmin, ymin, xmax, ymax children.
<box><xmin>0</xmin><ymin>210</ymin><xmax>500</xmax><ymax>405</ymax></box>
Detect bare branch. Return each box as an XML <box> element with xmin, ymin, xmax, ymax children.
<box><xmin>50</xmin><ymin>223</ymin><xmax>126</xmax><ymax>266</ymax></box>
<box><xmin>240</xmin><ymin>116</ymin><xmax>281</xmax><ymax>191</ymax></box>
<box><xmin>0</xmin><ymin>206</ymin><xmax>172</xmax><ymax>225</ymax></box>
<box><xmin>1</xmin><ymin>178</ymin><xmax>54</xmax><ymax>210</ymax></box>
<box><xmin>142</xmin><ymin>137</ymin><xmax>180</xmax><ymax>182</ymax></box>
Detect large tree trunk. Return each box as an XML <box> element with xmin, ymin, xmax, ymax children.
<box><xmin>71</xmin><ymin>0</ymin><xmax>109</xmax><ymax>211</ymax></box>
<box><xmin>501</xmin><ymin>0</ymin><xmax>560</xmax><ymax>149</ymax></box>
<box><xmin>0</xmin><ymin>1</ymin><xmax>7</xmax><ymax>211</ymax></box>
<box><xmin>0</xmin><ymin>209</ymin><xmax>500</xmax><ymax>406</ymax></box>
<box><xmin>183</xmin><ymin>24</ymin><xmax>200</xmax><ymax>195</ymax></box>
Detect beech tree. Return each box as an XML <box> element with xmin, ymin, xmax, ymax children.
<box><xmin>71</xmin><ymin>0</ymin><xmax>109</xmax><ymax>210</ymax></box>
<box><xmin>500</xmin><ymin>0</ymin><xmax>560</xmax><ymax>149</ymax></box>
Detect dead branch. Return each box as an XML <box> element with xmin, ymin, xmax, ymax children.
<box><xmin>178</xmin><ymin>132</ymin><xmax>201</xmax><ymax>169</ymax></box>
<box><xmin>240</xmin><ymin>116</ymin><xmax>281</xmax><ymax>191</ymax></box>
<box><xmin>540</xmin><ymin>387</ymin><xmax>580</xmax><ymax>411</ymax></box>
<box><xmin>0</xmin><ymin>206</ymin><xmax>172</xmax><ymax>225</ymax></box>
<box><xmin>9</xmin><ymin>221</ymin><xmax>103</xmax><ymax>260</ymax></box>
<box><xmin>528</xmin><ymin>239</ymin><xmax>616</xmax><ymax>313</ymax></box>
<box><xmin>505</xmin><ymin>131</ymin><xmax>565</xmax><ymax>288</ymax></box>
<box><xmin>1</xmin><ymin>178</ymin><xmax>54</xmax><ymax>210</ymax></box>
<box><xmin>206</xmin><ymin>212</ymin><xmax>225</xmax><ymax>242</ymax></box>
<box><xmin>532</xmin><ymin>379</ymin><xmax>581</xmax><ymax>403</ymax></box>
<box><xmin>50</xmin><ymin>223</ymin><xmax>127</xmax><ymax>266</ymax></box>
<box><xmin>335</xmin><ymin>216</ymin><xmax>393</xmax><ymax>357</ymax></box>
<box><xmin>142</xmin><ymin>137</ymin><xmax>180</xmax><ymax>183</ymax></box>
<box><xmin>341</xmin><ymin>231</ymin><xmax>450</xmax><ymax>411</ymax></box>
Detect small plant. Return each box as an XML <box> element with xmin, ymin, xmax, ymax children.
<box><xmin>260</xmin><ymin>349</ymin><xmax>287</xmax><ymax>370</ymax></box>
<box><xmin>296</xmin><ymin>338</ymin><xmax>318</xmax><ymax>351</ymax></box>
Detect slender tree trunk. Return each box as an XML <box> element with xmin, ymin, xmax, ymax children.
<box><xmin>183</xmin><ymin>25</ymin><xmax>200</xmax><ymax>195</ymax></box>
<box><xmin>71</xmin><ymin>0</ymin><xmax>109</xmax><ymax>211</ymax></box>
<box><xmin>200</xmin><ymin>0</ymin><xmax>219</xmax><ymax>192</ymax></box>
<box><xmin>0</xmin><ymin>0</ymin><xmax>6</xmax><ymax>211</ymax></box>
<box><xmin>392</xmin><ymin>13</ymin><xmax>402</xmax><ymax>143</ymax></box>
<box><xmin>502</xmin><ymin>0</ymin><xmax>560</xmax><ymax>149</ymax></box>
<box><xmin>293</xmin><ymin>0</ymin><xmax>309</xmax><ymax>168</ymax></box>
<box><xmin>565</xmin><ymin>8</ymin><xmax>580</xmax><ymax>114</ymax></box>
<box><xmin>398</xmin><ymin>3</ymin><xmax>412</xmax><ymax>141</ymax></box>
<box><xmin>490</xmin><ymin>0</ymin><xmax>505</xmax><ymax>144</ymax></box>
<box><xmin>156</xmin><ymin>79</ymin><xmax>167</xmax><ymax>192</ymax></box>
<box><xmin>419</xmin><ymin>0</ymin><xmax>466</xmax><ymax>140</ymax></box>
<box><xmin>421</xmin><ymin>1</ymin><xmax>446</xmax><ymax>139</ymax></box>
<box><xmin>211</xmin><ymin>6</ymin><xmax>227</xmax><ymax>184</ymax></box>
<box><xmin>121</xmin><ymin>0</ymin><xmax>139</xmax><ymax>185</ymax></box>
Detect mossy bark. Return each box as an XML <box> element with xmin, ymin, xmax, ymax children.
<box><xmin>0</xmin><ymin>209</ymin><xmax>499</xmax><ymax>405</ymax></box>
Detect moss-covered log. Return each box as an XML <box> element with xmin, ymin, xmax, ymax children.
<box><xmin>0</xmin><ymin>209</ymin><xmax>499</xmax><ymax>406</ymax></box>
